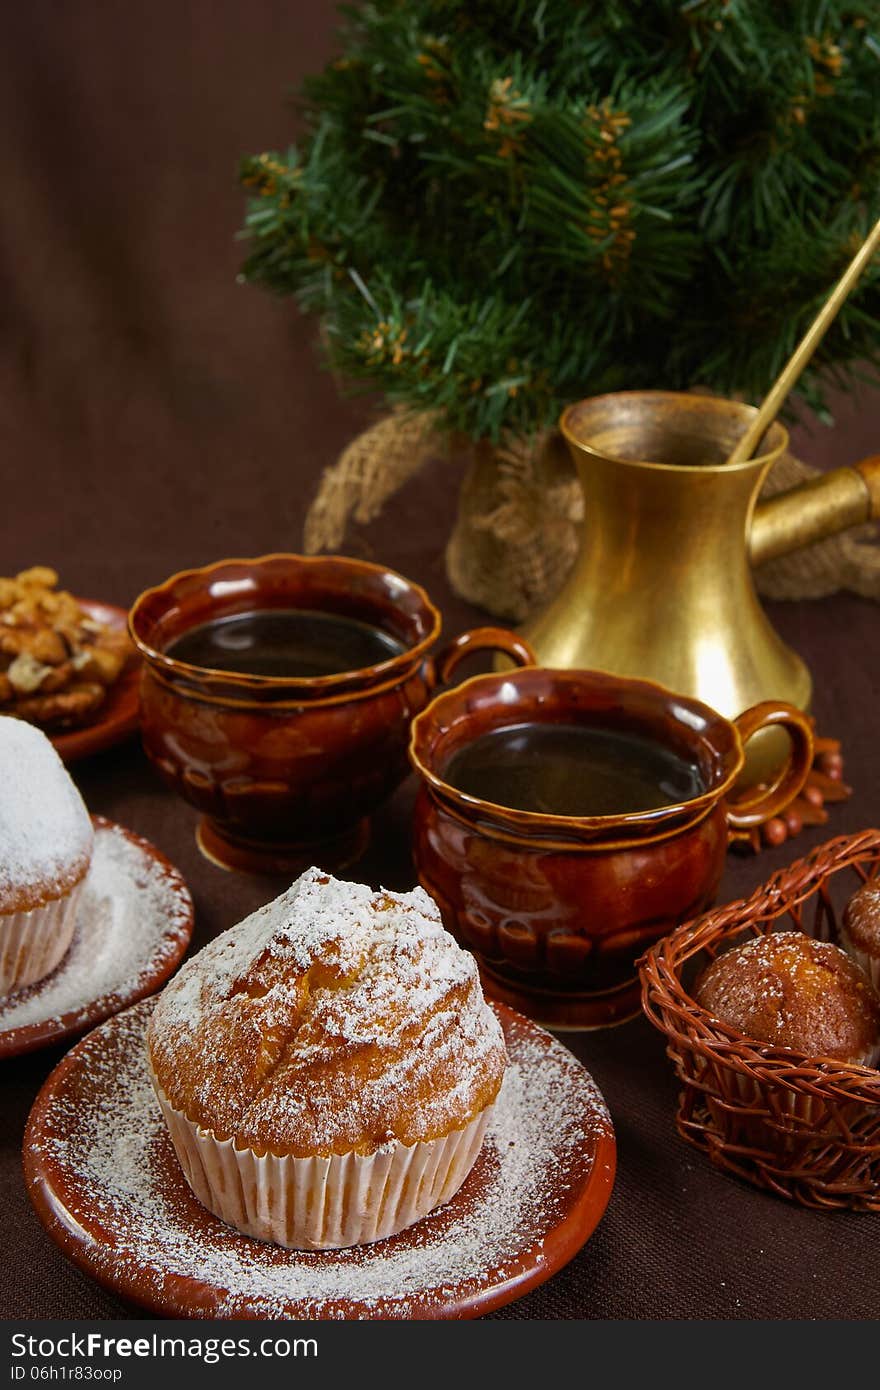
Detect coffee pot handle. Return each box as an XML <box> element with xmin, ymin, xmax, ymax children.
<box><xmin>725</xmin><ymin>702</ymin><xmax>815</xmax><ymax>831</ymax></box>
<box><xmin>432</xmin><ymin>627</ymin><xmax>536</xmax><ymax>685</ymax></box>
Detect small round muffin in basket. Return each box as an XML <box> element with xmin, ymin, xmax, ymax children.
<box><xmin>640</xmin><ymin>830</ymin><xmax>880</xmax><ymax>1210</ymax></box>
<box><xmin>147</xmin><ymin>867</ymin><xmax>507</xmax><ymax>1250</ymax></box>
<box><xmin>0</xmin><ymin>715</ymin><xmax>93</xmax><ymax>996</ymax></box>
<box><xmin>840</xmin><ymin>880</ymin><xmax>880</xmax><ymax>993</ymax></box>
<box><xmin>694</xmin><ymin>932</ymin><xmax>880</xmax><ymax>1069</ymax></box>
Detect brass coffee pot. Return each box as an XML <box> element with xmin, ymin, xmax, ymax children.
<box><xmin>522</xmin><ymin>391</ymin><xmax>880</xmax><ymax>781</ymax></box>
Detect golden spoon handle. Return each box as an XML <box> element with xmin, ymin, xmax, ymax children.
<box><xmin>727</xmin><ymin>214</ymin><xmax>880</xmax><ymax>466</ymax></box>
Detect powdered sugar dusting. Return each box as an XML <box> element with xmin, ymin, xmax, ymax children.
<box><xmin>148</xmin><ymin>868</ymin><xmax>507</xmax><ymax>1155</ymax></box>
<box><xmin>30</xmin><ymin>1000</ymin><xmax>613</xmax><ymax>1318</ymax></box>
<box><xmin>0</xmin><ymin>716</ymin><xmax>93</xmax><ymax>906</ymax></box>
<box><xmin>0</xmin><ymin>824</ymin><xmax>192</xmax><ymax>1036</ymax></box>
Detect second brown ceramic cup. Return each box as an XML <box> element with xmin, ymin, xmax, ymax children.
<box><xmin>409</xmin><ymin>667</ymin><xmax>814</xmax><ymax>1029</ymax></box>
<box><xmin>129</xmin><ymin>554</ymin><xmax>534</xmax><ymax>874</ymax></box>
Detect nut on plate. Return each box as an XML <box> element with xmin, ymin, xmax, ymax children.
<box><xmin>0</xmin><ymin>568</ymin><xmax>131</xmax><ymax>729</ymax></box>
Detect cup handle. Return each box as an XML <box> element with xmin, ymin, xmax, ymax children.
<box><xmin>432</xmin><ymin>627</ymin><xmax>536</xmax><ymax>685</ymax></box>
<box><xmin>725</xmin><ymin>702</ymin><xmax>815</xmax><ymax>832</ymax></box>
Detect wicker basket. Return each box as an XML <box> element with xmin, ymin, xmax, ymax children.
<box><xmin>640</xmin><ymin>829</ymin><xmax>880</xmax><ymax>1210</ymax></box>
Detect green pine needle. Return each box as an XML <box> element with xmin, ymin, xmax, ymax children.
<box><xmin>240</xmin><ymin>0</ymin><xmax>880</xmax><ymax>440</ymax></box>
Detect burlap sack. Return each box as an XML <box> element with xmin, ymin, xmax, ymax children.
<box><xmin>303</xmin><ymin>413</ymin><xmax>880</xmax><ymax>622</ymax></box>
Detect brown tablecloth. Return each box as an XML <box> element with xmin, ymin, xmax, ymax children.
<box><xmin>2</xmin><ymin>0</ymin><xmax>880</xmax><ymax>1320</ymax></box>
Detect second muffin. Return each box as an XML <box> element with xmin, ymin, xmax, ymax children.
<box><xmin>0</xmin><ymin>716</ymin><xmax>94</xmax><ymax>996</ymax></box>
<box><xmin>841</xmin><ymin>879</ymin><xmax>880</xmax><ymax>992</ymax></box>
<box><xmin>694</xmin><ymin>929</ymin><xmax>880</xmax><ymax>1067</ymax></box>
<box><xmin>147</xmin><ymin>867</ymin><xmax>507</xmax><ymax>1250</ymax></box>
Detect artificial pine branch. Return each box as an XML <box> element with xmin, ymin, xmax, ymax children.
<box><xmin>241</xmin><ymin>0</ymin><xmax>880</xmax><ymax>441</ymax></box>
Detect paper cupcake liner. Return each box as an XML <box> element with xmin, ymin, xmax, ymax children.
<box><xmin>837</xmin><ymin>928</ymin><xmax>880</xmax><ymax>997</ymax></box>
<box><xmin>151</xmin><ymin>1073</ymin><xmax>493</xmax><ymax>1250</ymax></box>
<box><xmin>0</xmin><ymin>881</ymin><xmax>83</xmax><ymax>998</ymax></box>
<box><xmin>729</xmin><ymin>1061</ymin><xmax>879</xmax><ymax>1146</ymax></box>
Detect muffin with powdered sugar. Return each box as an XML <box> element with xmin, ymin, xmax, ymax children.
<box><xmin>147</xmin><ymin>867</ymin><xmax>506</xmax><ymax>1250</ymax></box>
<box><xmin>0</xmin><ymin>716</ymin><xmax>93</xmax><ymax>996</ymax></box>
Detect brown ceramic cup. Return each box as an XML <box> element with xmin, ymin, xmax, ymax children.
<box><xmin>128</xmin><ymin>554</ymin><xmax>534</xmax><ymax>874</ymax></box>
<box><xmin>409</xmin><ymin>667</ymin><xmax>814</xmax><ymax>1029</ymax></box>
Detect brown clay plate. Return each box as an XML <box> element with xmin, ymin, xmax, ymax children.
<box><xmin>51</xmin><ymin>601</ymin><xmax>140</xmax><ymax>764</ymax></box>
<box><xmin>23</xmin><ymin>999</ymin><xmax>616</xmax><ymax>1319</ymax></box>
<box><xmin>0</xmin><ymin>818</ymin><xmax>193</xmax><ymax>1058</ymax></box>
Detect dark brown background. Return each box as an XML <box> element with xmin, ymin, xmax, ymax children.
<box><xmin>1</xmin><ymin>1</ymin><xmax>879</xmax><ymax>1320</ymax></box>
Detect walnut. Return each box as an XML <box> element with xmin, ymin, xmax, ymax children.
<box><xmin>72</xmin><ymin>647</ymin><xmax>124</xmax><ymax>683</ymax></box>
<box><xmin>0</xmin><ymin>567</ymin><xmax>132</xmax><ymax>728</ymax></box>
<box><xmin>13</xmin><ymin>684</ymin><xmax>106</xmax><ymax>725</ymax></box>
<box><xmin>17</xmin><ymin>566</ymin><xmax>59</xmax><ymax>589</ymax></box>
<box><xmin>25</xmin><ymin>627</ymin><xmax>68</xmax><ymax>666</ymax></box>
<box><xmin>0</xmin><ymin>629</ymin><xmax>24</xmax><ymax>660</ymax></box>
<box><xmin>39</xmin><ymin>661</ymin><xmax>77</xmax><ymax>693</ymax></box>
<box><xmin>8</xmin><ymin>651</ymin><xmax>52</xmax><ymax>693</ymax></box>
